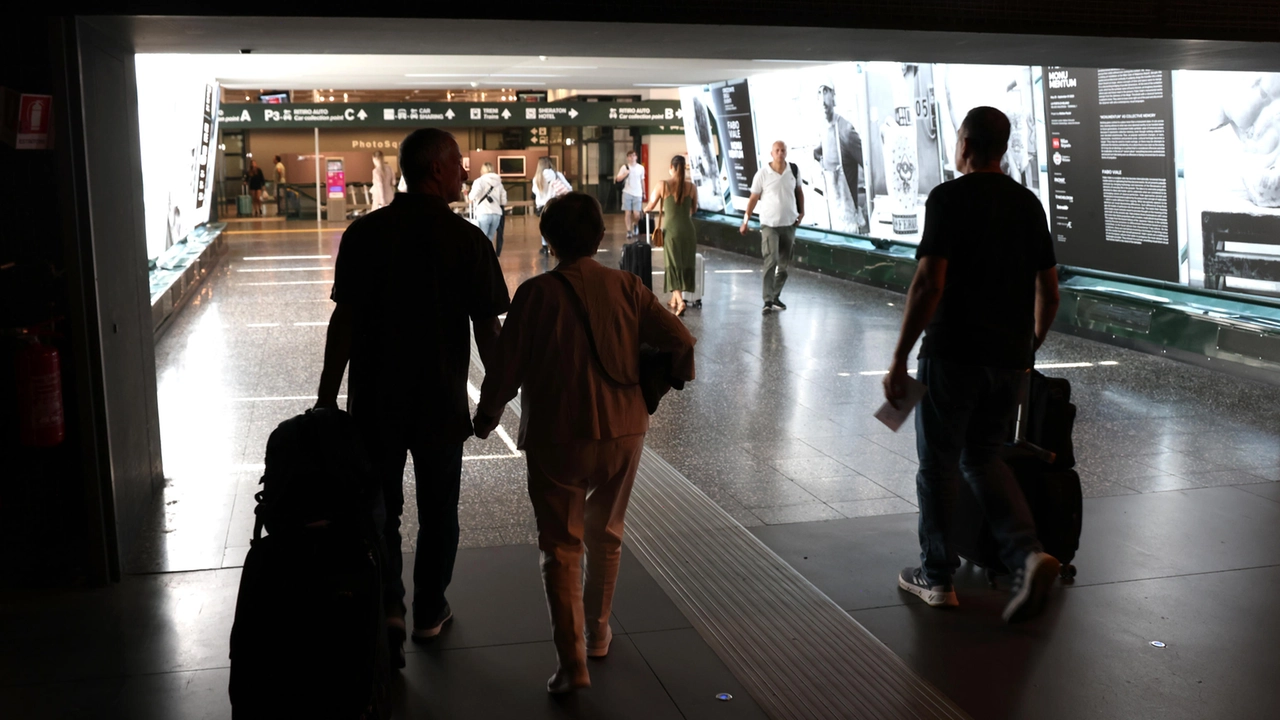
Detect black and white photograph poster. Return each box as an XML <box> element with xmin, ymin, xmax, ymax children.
<box><xmin>678</xmin><ymin>84</ymin><xmax>726</xmax><ymax>213</ymax></box>
<box><xmin>1176</xmin><ymin>70</ymin><xmax>1280</xmax><ymax>296</ymax></box>
<box><xmin>749</xmin><ymin>62</ymin><xmax>872</xmax><ymax>236</ymax></box>
<box><xmin>865</xmin><ymin>62</ymin><xmax>944</xmax><ymax>244</ymax></box>
<box><xmin>710</xmin><ymin>79</ymin><xmax>760</xmax><ymax>213</ymax></box>
<box><xmin>934</xmin><ymin>64</ymin><xmax>1040</xmax><ymax>194</ymax></box>
<box><xmin>136</xmin><ymin>56</ymin><xmax>222</xmax><ymax>261</ymax></box>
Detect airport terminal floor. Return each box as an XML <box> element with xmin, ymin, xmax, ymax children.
<box><xmin>5</xmin><ymin>213</ymin><xmax>1280</xmax><ymax>719</ymax></box>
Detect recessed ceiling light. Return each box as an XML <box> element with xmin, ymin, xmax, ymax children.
<box><xmin>469</xmin><ymin>81</ymin><xmax>478</xmax><ymax>88</ymax></box>
<box><xmin>328</xmin><ymin>95</ymin><xmax>334</xmax><ymax>101</ymax></box>
<box><xmin>539</xmin><ymin>55</ymin><xmax>547</xmax><ymax>61</ymax></box>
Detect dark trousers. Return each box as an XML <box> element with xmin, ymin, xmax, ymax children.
<box><xmin>495</xmin><ymin>213</ymin><xmax>506</xmax><ymax>257</ymax></box>
<box><xmin>368</xmin><ymin>437</ymin><xmax>464</xmax><ymax>622</ymax></box>
<box><xmin>914</xmin><ymin>357</ymin><xmax>1042</xmax><ymax>586</ymax></box>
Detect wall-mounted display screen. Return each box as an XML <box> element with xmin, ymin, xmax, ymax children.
<box><xmin>136</xmin><ymin>56</ymin><xmax>219</xmax><ymax>261</ymax></box>
<box><xmin>688</xmin><ymin>57</ymin><xmax>1279</xmax><ymax>303</ymax></box>
<box><xmin>678</xmin><ymin>85</ymin><xmax>726</xmax><ymax>212</ymax></box>
<box><xmin>497</xmin><ymin>155</ymin><xmax>527</xmax><ymax>177</ymax></box>
<box><xmin>710</xmin><ymin>79</ymin><xmax>758</xmax><ymax>212</ymax></box>
<box><xmin>750</xmin><ymin>63</ymin><xmax>871</xmax><ymax>236</ymax></box>
<box><xmin>1043</xmin><ymin>67</ymin><xmax>1180</xmax><ymax>282</ymax></box>
<box><xmin>259</xmin><ymin>93</ymin><xmax>289</xmax><ymax>104</ymax></box>
<box><xmin>1176</xmin><ymin>71</ymin><xmax>1280</xmax><ymax>297</ymax></box>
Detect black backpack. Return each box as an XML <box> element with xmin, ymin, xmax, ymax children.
<box><xmin>228</xmin><ymin>408</ymin><xmax>389</xmax><ymax>720</ymax></box>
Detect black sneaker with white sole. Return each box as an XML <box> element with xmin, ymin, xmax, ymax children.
<box><xmin>772</xmin><ymin>299</ymin><xmax>787</xmax><ymax>310</ymax></box>
<box><xmin>897</xmin><ymin>567</ymin><xmax>958</xmax><ymax>607</ymax></box>
<box><xmin>1002</xmin><ymin>552</ymin><xmax>1061</xmax><ymax>623</ymax></box>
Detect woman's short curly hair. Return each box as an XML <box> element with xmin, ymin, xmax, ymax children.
<box><xmin>539</xmin><ymin>192</ymin><xmax>605</xmax><ymax>260</ymax></box>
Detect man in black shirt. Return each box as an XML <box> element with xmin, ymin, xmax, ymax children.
<box><xmin>884</xmin><ymin>107</ymin><xmax>1062</xmax><ymax>623</ymax></box>
<box><xmin>317</xmin><ymin>128</ymin><xmax>510</xmax><ymax>664</ymax></box>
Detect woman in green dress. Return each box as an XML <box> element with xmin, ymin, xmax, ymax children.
<box><xmin>645</xmin><ymin>155</ymin><xmax>699</xmax><ymax>316</ymax></box>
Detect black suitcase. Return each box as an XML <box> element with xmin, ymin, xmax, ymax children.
<box><xmin>951</xmin><ymin>371</ymin><xmax>1082</xmax><ymax>583</ymax></box>
<box><xmin>620</xmin><ymin>239</ymin><xmax>653</xmax><ymax>291</ymax></box>
<box><xmin>229</xmin><ymin>408</ymin><xmax>389</xmax><ymax>720</ymax></box>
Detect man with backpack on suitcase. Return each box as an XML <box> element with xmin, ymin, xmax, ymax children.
<box><xmin>316</xmin><ymin>128</ymin><xmax>511</xmax><ymax>666</ymax></box>
<box><xmin>883</xmin><ymin>107</ymin><xmax>1062</xmax><ymax>623</ymax></box>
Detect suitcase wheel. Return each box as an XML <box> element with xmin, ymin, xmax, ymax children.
<box><xmin>1060</xmin><ymin>563</ymin><xmax>1077</xmax><ymax>581</ymax></box>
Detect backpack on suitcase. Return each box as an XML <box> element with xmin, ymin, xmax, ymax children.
<box><xmin>228</xmin><ymin>408</ymin><xmax>389</xmax><ymax>720</ymax></box>
<box><xmin>950</xmin><ymin>370</ymin><xmax>1082</xmax><ymax>583</ymax></box>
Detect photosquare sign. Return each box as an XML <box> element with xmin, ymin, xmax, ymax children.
<box><xmin>17</xmin><ymin>94</ymin><xmax>52</xmax><ymax>150</ymax></box>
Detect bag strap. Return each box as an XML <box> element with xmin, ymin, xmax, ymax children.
<box><xmin>549</xmin><ymin>270</ymin><xmax>633</xmax><ymax>389</ymax></box>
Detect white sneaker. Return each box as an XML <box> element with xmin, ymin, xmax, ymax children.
<box><xmin>897</xmin><ymin>567</ymin><xmax>958</xmax><ymax>607</ymax></box>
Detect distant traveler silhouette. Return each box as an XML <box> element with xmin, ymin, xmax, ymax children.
<box><xmin>474</xmin><ymin>193</ymin><xmax>696</xmax><ymax>694</ymax></box>
<box><xmin>316</xmin><ymin>128</ymin><xmax>511</xmax><ymax>667</ymax></box>
<box><xmin>884</xmin><ymin>106</ymin><xmax>1062</xmax><ymax>623</ymax></box>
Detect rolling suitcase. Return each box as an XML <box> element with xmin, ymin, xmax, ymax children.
<box><xmin>237</xmin><ymin>194</ymin><xmax>253</xmax><ymax>217</ymax></box>
<box><xmin>950</xmin><ymin>370</ymin><xmax>1082</xmax><ymax>584</ymax></box>
<box><xmin>684</xmin><ymin>252</ymin><xmax>706</xmax><ymax>307</ymax></box>
<box><xmin>620</xmin><ymin>213</ymin><xmax>653</xmax><ymax>291</ymax></box>
<box><xmin>229</xmin><ymin>408</ymin><xmax>389</xmax><ymax>720</ymax></box>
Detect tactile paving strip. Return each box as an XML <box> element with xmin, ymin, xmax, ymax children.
<box><xmin>624</xmin><ymin>450</ymin><xmax>969</xmax><ymax>720</ymax></box>
<box><xmin>471</xmin><ymin>347</ymin><xmax>968</xmax><ymax>719</ymax></box>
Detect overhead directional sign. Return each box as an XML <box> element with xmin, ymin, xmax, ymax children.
<box><xmin>217</xmin><ymin>101</ymin><xmax>682</xmax><ymax>129</ymax></box>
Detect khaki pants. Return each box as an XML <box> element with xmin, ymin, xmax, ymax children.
<box><xmin>761</xmin><ymin>224</ymin><xmax>795</xmax><ymax>303</ymax></box>
<box><xmin>525</xmin><ymin>434</ymin><xmax>645</xmax><ymax>672</ymax></box>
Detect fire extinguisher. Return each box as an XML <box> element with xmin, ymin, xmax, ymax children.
<box><xmin>15</xmin><ymin>335</ymin><xmax>65</xmax><ymax>448</ymax></box>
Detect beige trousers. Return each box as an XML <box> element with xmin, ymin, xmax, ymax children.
<box><xmin>524</xmin><ymin>434</ymin><xmax>645</xmax><ymax>672</ymax></box>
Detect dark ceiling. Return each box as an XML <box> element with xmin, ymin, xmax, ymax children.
<box><xmin>89</xmin><ymin>16</ymin><xmax>1280</xmax><ymax>73</ymax></box>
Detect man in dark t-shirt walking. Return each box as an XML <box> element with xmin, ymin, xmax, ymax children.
<box><xmin>317</xmin><ymin>128</ymin><xmax>510</xmax><ymax>666</ymax></box>
<box><xmin>883</xmin><ymin>107</ymin><xmax>1062</xmax><ymax>623</ymax></box>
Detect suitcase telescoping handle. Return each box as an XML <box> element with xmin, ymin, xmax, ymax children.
<box><xmin>1012</xmin><ymin>368</ymin><xmax>1057</xmax><ymax>465</ymax></box>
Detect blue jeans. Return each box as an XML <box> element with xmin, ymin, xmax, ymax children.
<box><xmin>369</xmin><ymin>437</ymin><xmax>464</xmax><ymax>621</ymax></box>
<box><xmin>914</xmin><ymin>357</ymin><xmax>1042</xmax><ymax>586</ymax></box>
<box><xmin>477</xmin><ymin>214</ymin><xmax>502</xmax><ymax>255</ymax></box>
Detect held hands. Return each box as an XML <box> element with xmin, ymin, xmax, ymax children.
<box><xmin>882</xmin><ymin>359</ymin><xmax>910</xmax><ymax>409</ymax></box>
<box><xmin>472</xmin><ymin>409</ymin><xmax>501</xmax><ymax>440</ymax></box>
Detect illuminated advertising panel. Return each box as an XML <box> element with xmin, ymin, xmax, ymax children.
<box><xmin>749</xmin><ymin>63</ymin><xmax>872</xmax><ymax>236</ymax></box>
<box><xmin>136</xmin><ymin>56</ymin><xmax>220</xmax><ymax>261</ymax></box>
<box><xmin>1176</xmin><ymin>71</ymin><xmax>1280</xmax><ymax>296</ymax></box>
<box><xmin>678</xmin><ymin>85</ymin><xmax>727</xmax><ymax>212</ymax></box>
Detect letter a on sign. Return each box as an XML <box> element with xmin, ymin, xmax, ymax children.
<box><xmin>16</xmin><ymin>94</ymin><xmax>53</xmax><ymax>150</ymax></box>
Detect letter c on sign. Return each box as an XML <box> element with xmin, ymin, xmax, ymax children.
<box><xmin>344</xmin><ymin>108</ymin><xmax>355</xmax><ymax>121</ymax></box>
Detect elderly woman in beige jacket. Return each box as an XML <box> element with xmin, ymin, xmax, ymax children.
<box><xmin>474</xmin><ymin>193</ymin><xmax>696</xmax><ymax>694</ymax></box>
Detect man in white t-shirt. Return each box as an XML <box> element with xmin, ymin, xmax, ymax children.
<box><xmin>615</xmin><ymin>151</ymin><xmax>646</xmax><ymax>238</ymax></box>
<box><xmin>741</xmin><ymin>141</ymin><xmax>805</xmax><ymax>313</ymax></box>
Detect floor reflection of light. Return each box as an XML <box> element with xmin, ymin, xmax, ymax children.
<box><xmin>158</xmin><ymin>302</ymin><xmax>240</xmax><ymax>480</ymax></box>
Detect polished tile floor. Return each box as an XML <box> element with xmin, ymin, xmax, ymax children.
<box><xmin>3</xmin><ymin>210</ymin><xmax>1278</xmax><ymax>718</ymax></box>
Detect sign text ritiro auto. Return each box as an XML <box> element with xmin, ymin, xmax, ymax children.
<box><xmin>217</xmin><ymin>101</ymin><xmax>683</xmax><ymax>129</ymax></box>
